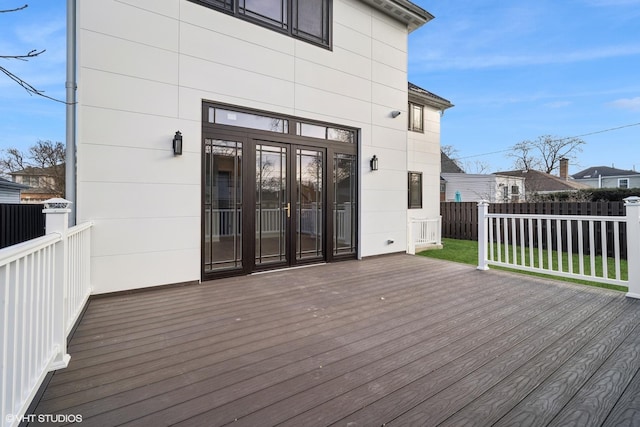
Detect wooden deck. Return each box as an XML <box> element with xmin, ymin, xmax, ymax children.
<box><xmin>29</xmin><ymin>254</ymin><xmax>640</xmax><ymax>426</ymax></box>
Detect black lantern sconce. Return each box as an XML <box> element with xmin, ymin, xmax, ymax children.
<box><xmin>370</xmin><ymin>155</ymin><xmax>379</xmax><ymax>171</ymax></box>
<box><xmin>173</xmin><ymin>131</ymin><xmax>183</xmax><ymax>155</ymax></box>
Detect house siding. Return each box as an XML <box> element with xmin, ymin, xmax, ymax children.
<box><xmin>441</xmin><ymin>174</ymin><xmax>525</xmax><ymax>203</ymax></box>
<box><xmin>76</xmin><ymin>0</ymin><xmax>424</xmax><ymax>293</ymax></box>
<box><xmin>577</xmin><ymin>175</ymin><xmax>640</xmax><ymax>189</ymax></box>
<box><xmin>0</xmin><ymin>188</ymin><xmax>21</xmax><ymax>204</ymax></box>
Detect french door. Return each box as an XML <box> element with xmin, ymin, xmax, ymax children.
<box><xmin>203</xmin><ymin>136</ymin><xmax>325</xmax><ymax>277</ymax></box>
<box><xmin>254</xmin><ymin>142</ymin><xmax>324</xmax><ymax>268</ymax></box>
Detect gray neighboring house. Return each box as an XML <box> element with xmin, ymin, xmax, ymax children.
<box><xmin>497</xmin><ymin>169</ymin><xmax>590</xmax><ymax>199</ymax></box>
<box><xmin>0</xmin><ymin>177</ymin><xmax>29</xmax><ymax>203</ymax></box>
<box><xmin>572</xmin><ymin>166</ymin><xmax>640</xmax><ymax>189</ymax></box>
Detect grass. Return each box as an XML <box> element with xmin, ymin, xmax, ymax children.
<box><xmin>418</xmin><ymin>238</ymin><xmax>629</xmax><ymax>293</ymax></box>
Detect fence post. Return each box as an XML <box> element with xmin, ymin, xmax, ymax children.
<box><xmin>43</xmin><ymin>198</ymin><xmax>72</xmax><ymax>369</ymax></box>
<box><xmin>477</xmin><ymin>200</ymin><xmax>490</xmax><ymax>271</ymax></box>
<box><xmin>624</xmin><ymin>196</ymin><xmax>640</xmax><ymax>299</ymax></box>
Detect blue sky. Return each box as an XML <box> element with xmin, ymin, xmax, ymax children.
<box><xmin>1</xmin><ymin>1</ymin><xmax>639</xmax><ymax>176</ymax></box>
<box><xmin>410</xmin><ymin>0</ymin><xmax>640</xmax><ymax>174</ymax></box>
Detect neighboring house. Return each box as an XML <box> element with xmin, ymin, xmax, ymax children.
<box><xmin>496</xmin><ymin>170</ymin><xmax>590</xmax><ymax>199</ymax></box>
<box><xmin>75</xmin><ymin>0</ymin><xmax>452</xmax><ymax>293</ymax></box>
<box><xmin>0</xmin><ymin>177</ymin><xmax>29</xmax><ymax>203</ymax></box>
<box><xmin>441</xmin><ymin>173</ymin><xmax>525</xmax><ymax>203</ymax></box>
<box><xmin>10</xmin><ymin>165</ymin><xmax>64</xmax><ymax>203</ymax></box>
<box><xmin>572</xmin><ymin>165</ymin><xmax>640</xmax><ymax>189</ymax></box>
<box><xmin>439</xmin><ymin>151</ymin><xmax>464</xmax><ymax>201</ymax></box>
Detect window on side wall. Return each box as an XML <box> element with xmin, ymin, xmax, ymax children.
<box><xmin>408</xmin><ymin>172</ymin><xmax>423</xmax><ymax>209</ymax></box>
<box><xmin>408</xmin><ymin>102</ymin><xmax>424</xmax><ymax>132</ymax></box>
<box><xmin>619</xmin><ymin>178</ymin><xmax>629</xmax><ymax>189</ymax></box>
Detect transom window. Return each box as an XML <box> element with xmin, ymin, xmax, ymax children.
<box><xmin>190</xmin><ymin>0</ymin><xmax>331</xmax><ymax>47</ymax></box>
<box><xmin>408</xmin><ymin>102</ymin><xmax>424</xmax><ymax>133</ymax></box>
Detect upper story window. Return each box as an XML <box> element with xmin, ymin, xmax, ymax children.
<box><xmin>619</xmin><ymin>178</ymin><xmax>629</xmax><ymax>189</ymax></box>
<box><xmin>190</xmin><ymin>0</ymin><xmax>331</xmax><ymax>48</ymax></box>
<box><xmin>408</xmin><ymin>102</ymin><xmax>424</xmax><ymax>133</ymax></box>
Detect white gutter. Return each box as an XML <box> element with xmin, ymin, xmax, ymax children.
<box><xmin>65</xmin><ymin>0</ymin><xmax>77</xmax><ymax>225</ymax></box>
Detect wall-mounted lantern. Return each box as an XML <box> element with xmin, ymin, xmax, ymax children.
<box><xmin>370</xmin><ymin>155</ymin><xmax>379</xmax><ymax>171</ymax></box>
<box><xmin>173</xmin><ymin>131</ymin><xmax>183</xmax><ymax>155</ymax></box>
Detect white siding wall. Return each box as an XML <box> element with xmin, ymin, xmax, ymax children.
<box><xmin>77</xmin><ymin>0</ymin><xmax>415</xmax><ymax>293</ymax></box>
<box><xmin>407</xmin><ymin>106</ymin><xmax>441</xmax><ymax>222</ymax></box>
<box><xmin>0</xmin><ymin>188</ymin><xmax>21</xmax><ymax>203</ymax></box>
<box><xmin>441</xmin><ymin>174</ymin><xmax>525</xmax><ymax>203</ymax></box>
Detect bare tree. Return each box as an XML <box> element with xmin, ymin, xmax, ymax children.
<box><xmin>0</xmin><ymin>140</ymin><xmax>66</xmax><ymax>196</ymax></box>
<box><xmin>441</xmin><ymin>144</ymin><xmax>465</xmax><ymax>172</ymax></box>
<box><xmin>1</xmin><ymin>4</ymin><xmax>65</xmax><ymax>103</ymax></box>
<box><xmin>462</xmin><ymin>160</ymin><xmax>492</xmax><ymax>174</ymax></box>
<box><xmin>507</xmin><ymin>135</ymin><xmax>585</xmax><ymax>174</ymax></box>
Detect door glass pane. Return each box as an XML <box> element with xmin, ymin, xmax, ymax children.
<box><xmin>204</xmin><ymin>139</ymin><xmax>242</xmax><ymax>272</ymax></box>
<box><xmin>334</xmin><ymin>154</ymin><xmax>357</xmax><ymax>255</ymax></box>
<box><xmin>297</xmin><ymin>149</ymin><xmax>323</xmax><ymax>260</ymax></box>
<box><xmin>256</xmin><ymin>144</ymin><xmax>287</xmax><ymax>265</ymax></box>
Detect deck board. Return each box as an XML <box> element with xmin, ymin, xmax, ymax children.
<box><xmin>27</xmin><ymin>254</ymin><xmax>640</xmax><ymax>427</ymax></box>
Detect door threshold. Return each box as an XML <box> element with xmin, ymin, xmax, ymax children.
<box><xmin>251</xmin><ymin>263</ymin><xmax>327</xmax><ymax>275</ymax></box>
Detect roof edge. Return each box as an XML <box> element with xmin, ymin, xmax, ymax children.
<box><xmin>358</xmin><ymin>0</ymin><xmax>434</xmax><ymax>32</ymax></box>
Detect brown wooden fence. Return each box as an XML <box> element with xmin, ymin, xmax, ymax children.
<box><xmin>0</xmin><ymin>203</ymin><xmax>46</xmax><ymax>249</ymax></box>
<box><xmin>441</xmin><ymin>201</ymin><xmax>627</xmax><ymax>258</ymax></box>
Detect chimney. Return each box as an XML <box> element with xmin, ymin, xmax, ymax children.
<box><xmin>559</xmin><ymin>158</ymin><xmax>569</xmax><ymax>180</ymax></box>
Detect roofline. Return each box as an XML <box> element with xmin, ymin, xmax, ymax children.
<box><xmin>358</xmin><ymin>0</ymin><xmax>434</xmax><ymax>32</ymax></box>
<box><xmin>408</xmin><ymin>83</ymin><xmax>454</xmax><ymax>111</ymax></box>
<box><xmin>0</xmin><ymin>180</ymin><xmax>29</xmax><ymax>190</ymax></box>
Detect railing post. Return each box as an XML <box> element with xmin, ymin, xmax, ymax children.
<box><xmin>477</xmin><ymin>200</ymin><xmax>490</xmax><ymax>271</ymax></box>
<box><xmin>624</xmin><ymin>196</ymin><xmax>640</xmax><ymax>299</ymax></box>
<box><xmin>43</xmin><ymin>198</ymin><xmax>72</xmax><ymax>369</ymax></box>
<box><xmin>407</xmin><ymin>218</ymin><xmax>415</xmax><ymax>255</ymax></box>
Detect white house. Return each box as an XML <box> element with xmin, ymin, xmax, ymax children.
<box><xmin>75</xmin><ymin>0</ymin><xmax>452</xmax><ymax>293</ymax></box>
<box><xmin>441</xmin><ymin>173</ymin><xmax>525</xmax><ymax>203</ymax></box>
<box><xmin>0</xmin><ymin>177</ymin><xmax>28</xmax><ymax>204</ymax></box>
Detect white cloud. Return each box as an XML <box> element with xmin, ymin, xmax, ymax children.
<box><xmin>607</xmin><ymin>97</ymin><xmax>640</xmax><ymax>111</ymax></box>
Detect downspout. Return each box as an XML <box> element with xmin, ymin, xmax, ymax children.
<box><xmin>65</xmin><ymin>0</ymin><xmax>77</xmax><ymax>225</ymax></box>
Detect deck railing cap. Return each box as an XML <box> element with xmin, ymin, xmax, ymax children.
<box><xmin>43</xmin><ymin>198</ymin><xmax>72</xmax><ymax>211</ymax></box>
<box><xmin>623</xmin><ymin>196</ymin><xmax>640</xmax><ymax>205</ymax></box>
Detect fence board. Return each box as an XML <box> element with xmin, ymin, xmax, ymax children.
<box><xmin>0</xmin><ymin>204</ymin><xmax>46</xmax><ymax>249</ymax></box>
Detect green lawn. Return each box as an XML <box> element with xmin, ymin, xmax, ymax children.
<box><xmin>418</xmin><ymin>238</ymin><xmax>628</xmax><ymax>293</ymax></box>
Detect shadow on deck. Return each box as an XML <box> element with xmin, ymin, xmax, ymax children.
<box><xmin>29</xmin><ymin>254</ymin><xmax>640</xmax><ymax>426</ymax></box>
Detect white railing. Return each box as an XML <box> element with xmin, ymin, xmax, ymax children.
<box><xmin>205</xmin><ymin>206</ymin><xmax>351</xmax><ymax>239</ymax></box>
<box><xmin>1</xmin><ymin>200</ymin><xmax>92</xmax><ymax>427</ymax></box>
<box><xmin>408</xmin><ymin>217</ymin><xmax>442</xmax><ymax>255</ymax></box>
<box><xmin>477</xmin><ymin>197</ymin><xmax>640</xmax><ymax>298</ymax></box>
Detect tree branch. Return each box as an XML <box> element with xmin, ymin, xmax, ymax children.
<box><xmin>0</xmin><ymin>49</ymin><xmax>46</xmax><ymax>61</ymax></box>
<box><xmin>0</xmin><ymin>5</ymin><xmax>27</xmax><ymax>13</ymax></box>
<box><xmin>0</xmin><ymin>64</ymin><xmax>68</xmax><ymax>104</ymax></box>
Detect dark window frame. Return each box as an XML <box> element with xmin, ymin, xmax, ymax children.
<box><xmin>619</xmin><ymin>178</ymin><xmax>630</xmax><ymax>189</ymax></box>
<box><xmin>408</xmin><ymin>102</ymin><xmax>424</xmax><ymax>133</ymax></box>
<box><xmin>408</xmin><ymin>172</ymin><xmax>423</xmax><ymax>209</ymax></box>
<box><xmin>189</xmin><ymin>0</ymin><xmax>332</xmax><ymax>49</ymax></box>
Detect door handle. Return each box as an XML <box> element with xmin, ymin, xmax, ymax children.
<box><xmin>285</xmin><ymin>202</ymin><xmax>290</xmax><ymax>218</ymax></box>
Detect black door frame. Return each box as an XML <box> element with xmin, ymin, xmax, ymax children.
<box><xmin>201</xmin><ymin>101</ymin><xmax>358</xmax><ymax>281</ymax></box>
